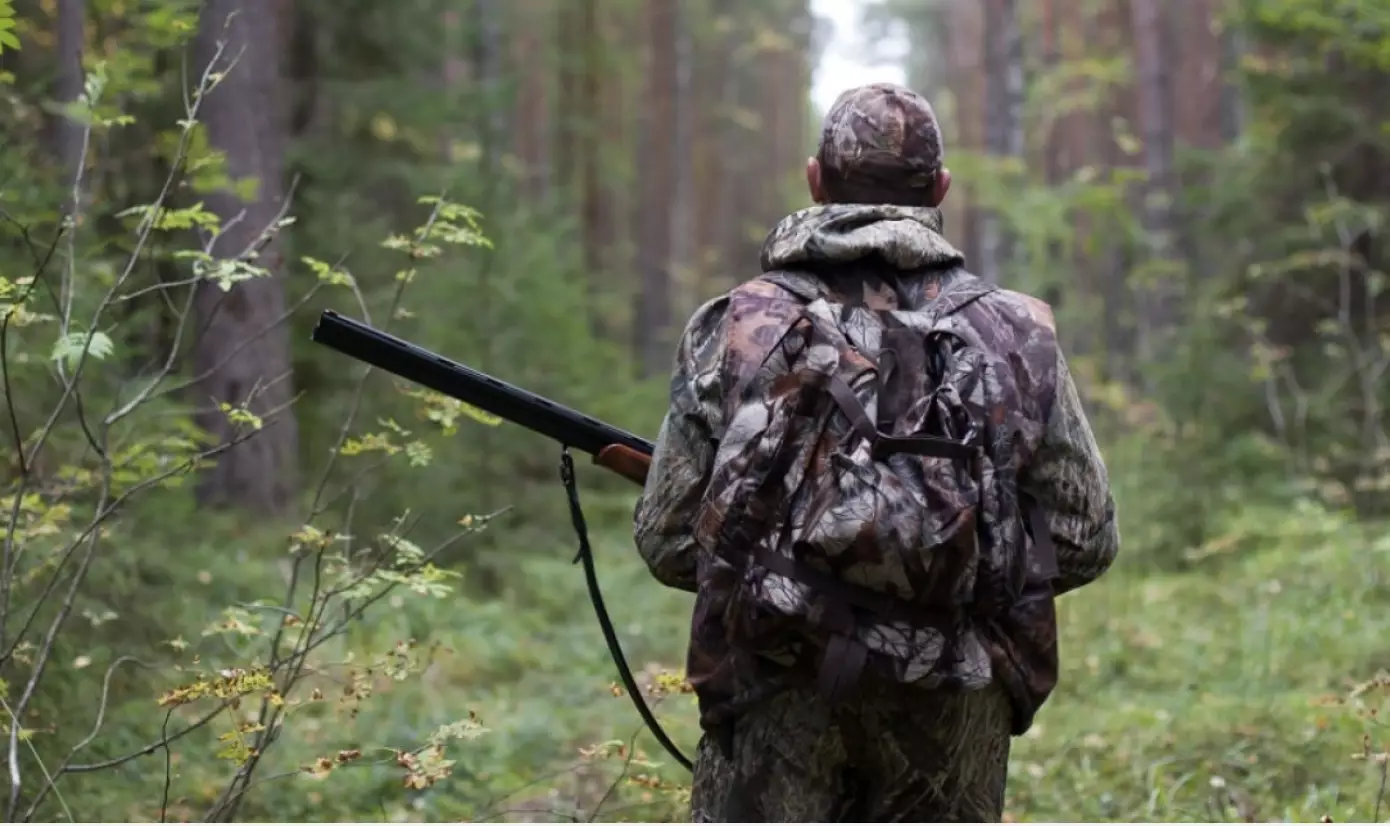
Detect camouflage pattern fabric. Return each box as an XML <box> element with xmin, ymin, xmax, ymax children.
<box><xmin>817</xmin><ymin>82</ymin><xmax>944</xmax><ymax>195</ymax></box>
<box><xmin>684</xmin><ymin>267</ymin><xmax>1025</xmax><ymax>694</ymax></box>
<box><xmin>633</xmin><ymin>202</ymin><xmax>1119</xmax><ymax>821</ymax></box>
<box><xmin>689</xmin><ymin>680</ymin><xmax>1013</xmax><ymax>823</ymax></box>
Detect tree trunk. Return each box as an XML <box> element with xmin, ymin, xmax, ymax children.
<box><xmin>1096</xmin><ymin>0</ymin><xmax>1136</xmax><ymax>376</ymax></box>
<box><xmin>691</xmin><ymin>3</ymin><xmax>725</xmax><ymax>296</ymax></box>
<box><xmin>579</xmin><ymin>0</ymin><xmax>605</xmax><ymax>281</ymax></box>
<box><xmin>633</xmin><ymin>0</ymin><xmax>676</xmax><ymax>377</ymax></box>
<box><xmin>191</xmin><ymin>0</ymin><xmax>299</xmax><ymax>516</ymax></box>
<box><xmin>978</xmin><ymin>0</ymin><xmax>1022</xmax><ymax>285</ymax></box>
<box><xmin>1039</xmin><ymin>0</ymin><xmax>1060</xmax><ymax>186</ymax></box>
<box><xmin>555</xmin><ymin>0</ymin><xmax>580</xmax><ymax>198</ymax></box>
<box><xmin>509</xmin><ymin>1</ymin><xmax>550</xmax><ymax>202</ymax></box>
<box><xmin>715</xmin><ymin>4</ymin><xmax>746</xmax><ymax>290</ymax></box>
<box><xmin>670</xmin><ymin>7</ymin><xmax>695</xmax><ymax>319</ymax></box>
<box><xmin>51</xmin><ymin>0</ymin><xmax>85</xmax><ymax>206</ymax></box>
<box><xmin>1219</xmin><ymin>18</ymin><xmax>1245</xmax><ymax>144</ymax></box>
<box><xmin>939</xmin><ymin>0</ymin><xmax>985</xmax><ymax>270</ymax></box>
<box><xmin>473</xmin><ymin>0</ymin><xmax>504</xmax><ymax>186</ymax></box>
<box><xmin>1129</xmin><ymin>0</ymin><xmax>1181</xmax><ymax>355</ymax></box>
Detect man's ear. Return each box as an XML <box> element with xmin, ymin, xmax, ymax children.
<box><xmin>930</xmin><ymin>167</ymin><xmax>952</xmax><ymax>207</ymax></box>
<box><xmin>807</xmin><ymin>157</ymin><xmax>827</xmax><ymax>204</ymax></box>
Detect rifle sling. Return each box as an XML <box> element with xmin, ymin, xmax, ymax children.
<box><xmin>559</xmin><ymin>447</ymin><xmax>694</xmax><ymax>773</ymax></box>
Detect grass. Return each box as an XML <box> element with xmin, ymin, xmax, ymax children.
<box><xmin>300</xmin><ymin>492</ymin><xmax>1390</xmax><ymax>822</ymax></box>
<box><xmin>1007</xmin><ymin>498</ymin><xmax>1390</xmax><ymax>822</ymax></box>
<box><xmin>34</xmin><ymin>481</ymin><xmax>1390</xmax><ymax>822</ymax></box>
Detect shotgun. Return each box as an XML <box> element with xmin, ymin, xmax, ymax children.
<box><xmin>309</xmin><ymin>310</ymin><xmax>654</xmax><ymax>486</ymax></box>
<box><xmin>308</xmin><ymin>309</ymin><xmax>692</xmax><ymax>772</ymax></box>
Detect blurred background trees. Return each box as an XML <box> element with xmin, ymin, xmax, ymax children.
<box><xmin>1</xmin><ymin>0</ymin><xmax>1389</xmax><ymax>820</ymax></box>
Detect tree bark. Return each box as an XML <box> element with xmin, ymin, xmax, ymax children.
<box><xmin>473</xmin><ymin>0</ymin><xmax>504</xmax><ymax>186</ymax></box>
<box><xmin>715</xmin><ymin>4</ymin><xmax>746</xmax><ymax>289</ymax></box>
<box><xmin>1129</xmin><ymin>0</ymin><xmax>1181</xmax><ymax>354</ymax></box>
<box><xmin>670</xmin><ymin>6</ymin><xmax>695</xmax><ymax>318</ymax></box>
<box><xmin>191</xmin><ymin>0</ymin><xmax>299</xmax><ymax>516</ymax></box>
<box><xmin>1096</xmin><ymin>0</ymin><xmax>1136</xmax><ymax>376</ymax></box>
<box><xmin>633</xmin><ymin>0</ymin><xmax>677</xmax><ymax>377</ymax></box>
<box><xmin>509</xmin><ymin>1</ymin><xmax>550</xmax><ymax>201</ymax></box>
<box><xmin>579</xmin><ymin>0</ymin><xmax>605</xmax><ymax>280</ymax></box>
<box><xmin>1218</xmin><ymin>18</ymin><xmax>1245</xmax><ymax>144</ymax></box>
<box><xmin>51</xmin><ymin>0</ymin><xmax>85</xmax><ymax>206</ymax></box>
<box><xmin>555</xmin><ymin>0</ymin><xmax>581</xmax><ymax>197</ymax></box>
<box><xmin>979</xmin><ymin>0</ymin><xmax>1023</xmax><ymax>285</ymax></box>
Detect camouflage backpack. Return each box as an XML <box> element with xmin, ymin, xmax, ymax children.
<box><xmin>692</xmin><ymin>270</ymin><xmax>1058</xmax><ymax>701</ymax></box>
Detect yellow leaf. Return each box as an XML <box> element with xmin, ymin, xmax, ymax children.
<box><xmin>1114</xmin><ymin>132</ymin><xmax>1142</xmax><ymax>157</ymax></box>
<box><xmin>370</xmin><ymin>113</ymin><xmax>398</xmax><ymax>142</ymax></box>
<box><xmin>449</xmin><ymin>141</ymin><xmax>481</xmax><ymax>163</ymax></box>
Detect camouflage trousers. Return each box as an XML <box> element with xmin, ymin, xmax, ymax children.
<box><xmin>689</xmin><ymin>679</ymin><xmax>1013</xmax><ymax>823</ymax></box>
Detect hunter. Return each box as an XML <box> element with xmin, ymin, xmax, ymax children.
<box><xmin>633</xmin><ymin>82</ymin><xmax>1120</xmax><ymax>823</ymax></box>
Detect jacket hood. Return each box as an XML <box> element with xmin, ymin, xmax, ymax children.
<box><xmin>759</xmin><ymin>204</ymin><xmax>966</xmax><ymax>273</ymax></box>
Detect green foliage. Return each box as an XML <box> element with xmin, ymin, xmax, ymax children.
<box><xmin>0</xmin><ymin>32</ymin><xmax>551</xmax><ymax>814</ymax></box>
<box><xmin>0</xmin><ymin>0</ymin><xmax>17</xmax><ymax>53</ymax></box>
<box><xmin>72</xmin><ymin>485</ymin><xmax>1385</xmax><ymax>822</ymax></box>
<box><xmin>1</xmin><ymin>0</ymin><xmax>1388</xmax><ymax>822</ymax></box>
<box><xmin>1008</xmin><ymin>501</ymin><xmax>1390</xmax><ymax>822</ymax></box>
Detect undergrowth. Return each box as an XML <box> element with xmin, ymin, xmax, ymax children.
<box><xmin>41</xmin><ymin>474</ymin><xmax>1390</xmax><ymax>823</ymax></box>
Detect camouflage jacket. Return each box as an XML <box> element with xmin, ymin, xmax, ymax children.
<box><xmin>633</xmin><ymin>203</ymin><xmax>1120</xmax><ymax>737</ymax></box>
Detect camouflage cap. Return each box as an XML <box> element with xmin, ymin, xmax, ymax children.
<box><xmin>817</xmin><ymin>82</ymin><xmax>944</xmax><ymax>193</ymax></box>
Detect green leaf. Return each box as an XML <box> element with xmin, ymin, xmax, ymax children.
<box><xmin>50</xmin><ymin>331</ymin><xmax>114</xmax><ymax>371</ymax></box>
<box><xmin>0</xmin><ymin>0</ymin><xmax>18</xmax><ymax>54</ymax></box>
<box><xmin>116</xmin><ymin>202</ymin><xmax>220</xmax><ymax>232</ymax></box>
<box><xmin>218</xmin><ymin>402</ymin><xmax>264</xmax><ymax>431</ymax></box>
<box><xmin>302</xmin><ymin>255</ymin><xmax>355</xmax><ymax>287</ymax></box>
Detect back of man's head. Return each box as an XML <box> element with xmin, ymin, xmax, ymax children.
<box><xmin>809</xmin><ymin>82</ymin><xmax>950</xmax><ymax>208</ymax></box>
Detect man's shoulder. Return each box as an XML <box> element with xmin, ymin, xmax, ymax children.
<box><xmin>681</xmin><ymin>275</ymin><xmax>807</xmax><ymax>343</ymax></box>
<box><xmin>974</xmin><ymin>284</ymin><xmax>1057</xmax><ymax>336</ymax></box>
<box><xmin>674</xmin><ymin>293</ymin><xmax>733</xmax><ymax>367</ymax></box>
<box><xmin>947</xmin><ymin>278</ymin><xmax>1063</xmax><ymax>397</ymax></box>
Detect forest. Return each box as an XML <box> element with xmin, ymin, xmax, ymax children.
<box><xmin>0</xmin><ymin>0</ymin><xmax>1387</xmax><ymax>820</ymax></box>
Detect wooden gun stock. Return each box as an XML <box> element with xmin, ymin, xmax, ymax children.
<box><xmin>594</xmin><ymin>444</ymin><xmax>652</xmax><ymax>486</ymax></box>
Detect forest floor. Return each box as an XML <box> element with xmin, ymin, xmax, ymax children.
<box><xmin>303</xmin><ymin>492</ymin><xmax>1390</xmax><ymax>823</ymax></box>
<box><xmin>80</xmin><ymin>490</ymin><xmax>1390</xmax><ymax>823</ymax></box>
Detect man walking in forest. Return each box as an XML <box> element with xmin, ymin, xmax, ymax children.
<box><xmin>633</xmin><ymin>82</ymin><xmax>1119</xmax><ymax>822</ymax></box>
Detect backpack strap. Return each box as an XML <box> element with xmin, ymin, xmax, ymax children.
<box><xmin>721</xmin><ymin>274</ymin><xmax>815</xmax><ymax>417</ymax></box>
<box><xmin>822</xmin><ymin>373</ymin><xmax>978</xmax><ymax>461</ymax></box>
<box><xmin>927</xmin><ymin>274</ymin><xmax>1059</xmax><ymax>598</ymax></box>
<box><xmin>927</xmin><ymin>272</ymin><xmax>998</xmax><ymax>324</ymax></box>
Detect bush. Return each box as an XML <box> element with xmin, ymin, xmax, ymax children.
<box><xmin>0</xmin><ymin>48</ymin><xmax>524</xmax><ymax>819</ymax></box>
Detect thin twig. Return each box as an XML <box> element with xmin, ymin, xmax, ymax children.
<box><xmin>1</xmin><ymin>406</ymin><xmax>292</xmax><ymax>669</ymax></box>
<box><xmin>1375</xmin><ymin>758</ymin><xmax>1387</xmax><ymax>823</ymax></box>
<box><xmin>586</xmin><ymin>722</ymin><xmax>644</xmax><ymax>822</ymax></box>
<box><xmin>0</xmin><ymin>696</ymin><xmax>74</xmax><ymax>823</ymax></box>
<box><xmin>0</xmin><ymin>216</ymin><xmax>65</xmax><ymax>479</ymax></box>
<box><xmin>0</xmin><ymin>40</ymin><xmax>231</xmax><ymax>682</ymax></box>
<box><xmin>157</xmin><ymin>709</ymin><xmax>174</xmax><ymax>823</ymax></box>
<box><xmin>65</xmin><ymin>704</ymin><xmax>230</xmax><ymax>773</ymax></box>
<box><xmin>20</xmin><ymin>656</ymin><xmax>150</xmax><ymax>819</ymax></box>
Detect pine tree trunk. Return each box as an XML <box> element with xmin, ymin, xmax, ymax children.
<box><xmin>509</xmin><ymin>1</ymin><xmax>550</xmax><ymax>202</ymax></box>
<box><xmin>1219</xmin><ymin>18</ymin><xmax>1245</xmax><ymax>144</ymax></box>
<box><xmin>979</xmin><ymin>0</ymin><xmax>1023</xmax><ymax>286</ymax></box>
<box><xmin>51</xmin><ymin>0</ymin><xmax>85</xmax><ymax>209</ymax></box>
<box><xmin>1130</xmin><ymin>0</ymin><xmax>1181</xmax><ymax>354</ymax></box>
<box><xmin>633</xmin><ymin>0</ymin><xmax>677</xmax><ymax>376</ymax></box>
<box><xmin>190</xmin><ymin>0</ymin><xmax>299</xmax><ymax>516</ymax></box>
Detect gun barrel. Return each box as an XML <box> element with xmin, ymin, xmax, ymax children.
<box><xmin>310</xmin><ymin>310</ymin><xmax>654</xmax><ymax>459</ymax></box>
